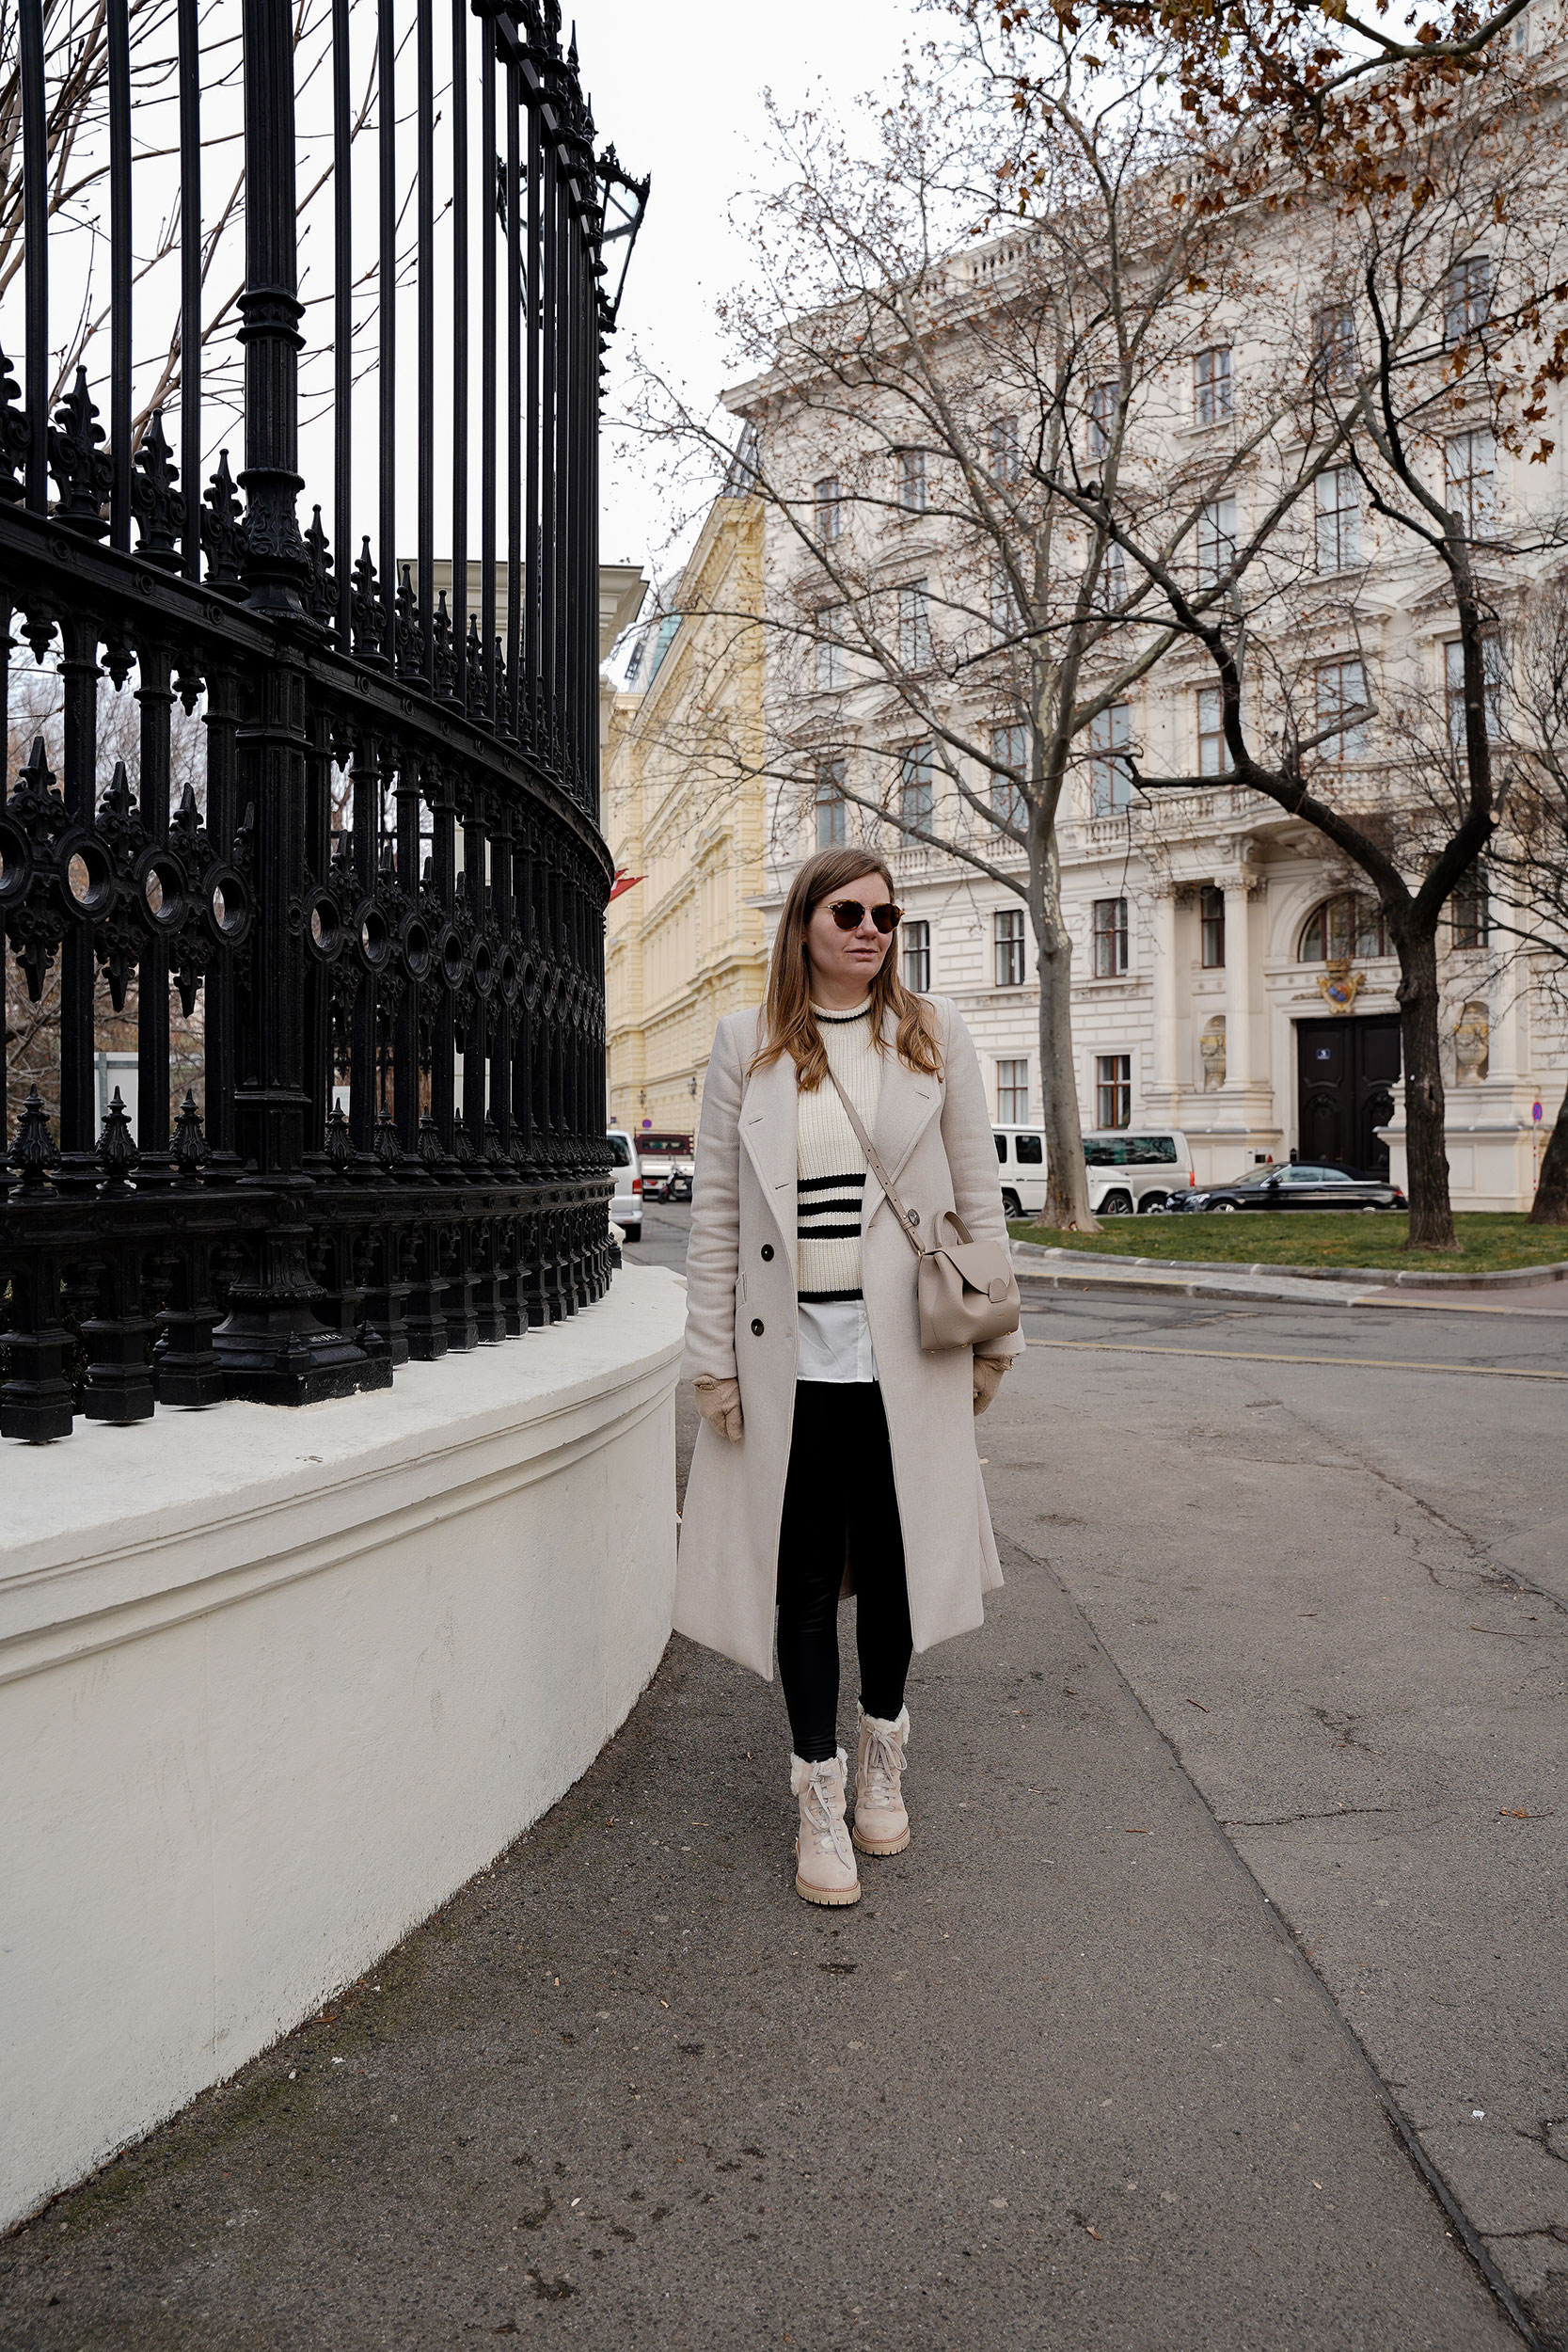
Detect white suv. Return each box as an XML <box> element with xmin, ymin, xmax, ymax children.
<box><xmin>994</xmin><ymin>1126</ymin><xmax>1193</xmax><ymax>1219</ymax></box>
<box><xmin>606</xmin><ymin>1128</ymin><xmax>641</xmax><ymax>1242</ymax></box>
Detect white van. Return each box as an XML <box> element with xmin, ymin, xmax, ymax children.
<box><xmin>606</xmin><ymin>1128</ymin><xmax>641</xmax><ymax>1242</ymax></box>
<box><xmin>994</xmin><ymin>1126</ymin><xmax>1194</xmax><ymax>1220</ymax></box>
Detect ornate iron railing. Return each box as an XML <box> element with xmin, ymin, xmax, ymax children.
<box><xmin>0</xmin><ymin>0</ymin><xmax>646</xmax><ymax>1439</ymax></box>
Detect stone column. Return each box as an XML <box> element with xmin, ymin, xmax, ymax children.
<box><xmin>1209</xmin><ymin>854</ymin><xmax>1275</xmax><ymax>1158</ymax></box>
<box><xmin>1222</xmin><ymin>872</ymin><xmax>1253</xmax><ymax>1092</ymax></box>
<box><xmin>1146</xmin><ymin>883</ymin><xmax>1180</xmax><ymax>1122</ymax></box>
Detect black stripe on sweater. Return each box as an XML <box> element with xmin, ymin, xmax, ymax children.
<box><xmin>797</xmin><ymin>1171</ymin><xmax>866</xmax><ymax>1193</ymax></box>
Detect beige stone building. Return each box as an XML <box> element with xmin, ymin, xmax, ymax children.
<box><xmin>721</xmin><ymin>173</ymin><xmax>1568</xmax><ymax>1212</ymax></box>
<box><xmin>604</xmin><ymin>489</ymin><xmax>768</xmax><ymax>1136</ymax></box>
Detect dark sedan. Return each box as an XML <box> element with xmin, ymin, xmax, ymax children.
<box><xmin>1170</xmin><ymin>1162</ymin><xmax>1407</xmax><ymax>1213</ymax></box>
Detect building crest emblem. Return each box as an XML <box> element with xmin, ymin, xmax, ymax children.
<box><xmin>1317</xmin><ymin>958</ymin><xmax>1364</xmax><ymax>1013</ymax></box>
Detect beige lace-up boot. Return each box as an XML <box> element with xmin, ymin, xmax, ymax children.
<box><xmin>851</xmin><ymin>1703</ymin><xmax>911</xmax><ymax>1856</ymax></box>
<box><xmin>791</xmin><ymin>1750</ymin><xmax>861</xmax><ymax>1906</ymax></box>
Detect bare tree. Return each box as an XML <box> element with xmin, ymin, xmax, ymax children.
<box><xmin>1032</xmin><ymin>54</ymin><xmax>1567</xmax><ymax>1248</ymax></box>
<box><xmin>629</xmin><ymin>26</ymin><xmax>1374</xmax><ymax>1227</ymax></box>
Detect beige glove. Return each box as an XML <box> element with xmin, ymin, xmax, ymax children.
<box><xmin>973</xmin><ymin>1356</ymin><xmax>1008</xmax><ymax>1417</ymax></box>
<box><xmin>693</xmin><ymin>1375</ymin><xmax>744</xmax><ymax>1442</ymax></box>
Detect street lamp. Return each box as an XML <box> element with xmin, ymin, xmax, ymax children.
<box><xmin>596</xmin><ymin>147</ymin><xmax>650</xmax><ymax>334</ymax></box>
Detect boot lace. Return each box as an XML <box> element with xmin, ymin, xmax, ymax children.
<box><xmin>800</xmin><ymin>1764</ymin><xmax>854</xmax><ymax>1872</ymax></box>
<box><xmin>861</xmin><ymin>1720</ymin><xmax>906</xmax><ymax>1811</ymax></box>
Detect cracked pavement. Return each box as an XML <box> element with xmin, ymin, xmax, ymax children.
<box><xmin>0</xmin><ymin>1263</ymin><xmax>1561</xmax><ymax>2349</ymax></box>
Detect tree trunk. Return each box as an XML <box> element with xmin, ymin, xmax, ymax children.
<box><xmin>1395</xmin><ymin>922</ymin><xmax>1458</xmax><ymax>1252</ymax></box>
<box><xmin>1528</xmin><ymin>1076</ymin><xmax>1568</xmax><ymax>1226</ymax></box>
<box><xmin>1035</xmin><ymin>881</ymin><xmax>1099</xmax><ymax>1232</ymax></box>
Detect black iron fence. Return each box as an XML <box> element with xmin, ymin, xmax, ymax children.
<box><xmin>0</xmin><ymin>0</ymin><xmax>646</xmax><ymax>1439</ymax></box>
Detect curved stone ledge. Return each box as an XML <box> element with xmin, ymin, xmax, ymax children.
<box><xmin>0</xmin><ymin>1264</ymin><xmax>687</xmax><ymax>2232</ymax></box>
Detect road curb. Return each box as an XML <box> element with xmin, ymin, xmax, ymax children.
<box><xmin>1014</xmin><ymin>1264</ymin><xmax>1376</xmax><ymax>1310</ymax></box>
<box><xmin>1012</xmin><ymin>1240</ymin><xmax>1568</xmax><ymax>1291</ymax></box>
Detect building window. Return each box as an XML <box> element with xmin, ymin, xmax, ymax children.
<box><xmin>1195</xmin><ymin>344</ymin><xmax>1233</xmax><ymax>427</ymax></box>
<box><xmin>1092</xmin><ymin>895</ymin><xmax>1129</xmax><ymax>977</ymax></box>
<box><xmin>899</xmin><ymin>740</ymin><xmax>934</xmax><ymax>833</ymax></box>
<box><xmin>1444</xmin><ymin>254</ymin><xmax>1492</xmax><ymax>348</ymax></box>
<box><xmin>990</xmin><ymin>562</ymin><xmax>1013</xmax><ymax>641</ymax></box>
<box><xmin>989</xmin><ymin>414</ymin><xmax>1021</xmax><ymax>485</ymax></box>
<box><xmin>897</xmin><ymin>447</ymin><xmax>927</xmax><ymax>514</ymax></box>
<box><xmin>1196</xmin><ymin>684</ymin><xmax>1227</xmax><ymax>777</ymax></box>
<box><xmin>1299</xmin><ymin>893</ymin><xmax>1388</xmax><ymax>961</ymax></box>
<box><xmin>897</xmin><ymin>579</ymin><xmax>930</xmax><ymax>667</ymax></box>
<box><xmin>1316</xmin><ymin>657</ymin><xmax>1370</xmax><ymax>761</ymax></box>
<box><xmin>1196</xmin><ymin>496</ymin><xmax>1236</xmax><ymax>588</ymax></box>
<box><xmin>1445</xmin><ymin>634</ymin><xmax>1505</xmax><ymax>747</ymax></box>
<box><xmin>1094</xmin><ymin>535</ymin><xmax>1127</xmax><ymax>614</ymax></box>
<box><xmin>815</xmin><ymin>475</ymin><xmax>842</xmax><ymax>542</ymax></box>
<box><xmin>1450</xmin><ymin>867</ymin><xmax>1490</xmax><ymax>949</ymax></box>
<box><xmin>815</xmin><ymin>761</ymin><xmax>847</xmax><ymax>848</ymax></box>
<box><xmin>816</xmin><ymin>606</ymin><xmax>847</xmax><ymax>691</ymax></box>
<box><xmin>902</xmin><ymin>916</ymin><xmax>931</xmax><ymax>993</ymax></box>
<box><xmin>644</xmin><ymin>613</ymin><xmax>680</xmax><ymax>683</ymax></box>
<box><xmin>990</xmin><ymin>721</ymin><xmax>1027</xmax><ymax>833</ymax></box>
<box><xmin>1313</xmin><ymin>303</ymin><xmax>1356</xmax><ymax>388</ymax></box>
<box><xmin>997</xmin><ymin>1057</ymin><xmax>1030</xmax><ymax>1121</ymax></box>
<box><xmin>1315</xmin><ymin>467</ymin><xmax>1361</xmax><ymax>572</ymax></box>
<box><xmin>994</xmin><ymin>905</ymin><xmax>1027</xmax><ymax>987</ymax></box>
<box><xmin>1200</xmin><ymin>883</ymin><xmax>1226</xmax><ymax>968</ymax></box>
<box><xmin>1097</xmin><ymin>1053</ymin><xmax>1132</xmax><ymax>1130</ymax></box>
<box><xmin>1089</xmin><ymin>702</ymin><xmax>1132</xmax><ymax>816</ymax></box>
<box><xmin>1445</xmin><ymin>429</ymin><xmax>1497</xmax><ymax>539</ymax></box>
<box><xmin>1087</xmin><ymin>380</ymin><xmax>1118</xmax><ymax>460</ymax></box>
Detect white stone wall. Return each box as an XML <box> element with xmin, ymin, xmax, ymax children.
<box><xmin>0</xmin><ymin>1265</ymin><xmax>686</xmax><ymax>2232</ymax></box>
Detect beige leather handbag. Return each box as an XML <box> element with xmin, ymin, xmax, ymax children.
<box><xmin>827</xmin><ymin>1068</ymin><xmax>1022</xmax><ymax>1354</ymax></box>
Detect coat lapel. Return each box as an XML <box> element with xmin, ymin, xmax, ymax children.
<box><xmin>863</xmin><ymin>1007</ymin><xmax>942</xmax><ymax>1230</ymax></box>
<box><xmin>737</xmin><ymin>1040</ymin><xmax>800</xmax><ymax>1275</ymax></box>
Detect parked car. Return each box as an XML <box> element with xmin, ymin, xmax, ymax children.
<box><xmin>993</xmin><ymin>1126</ymin><xmax>1194</xmax><ymax>1220</ymax></box>
<box><xmin>606</xmin><ymin>1127</ymin><xmax>641</xmax><ymax>1242</ymax></box>
<box><xmin>635</xmin><ymin>1130</ymin><xmax>694</xmax><ymax>1203</ymax></box>
<box><xmin>1170</xmin><ymin>1161</ymin><xmax>1407</xmax><ymax>1213</ymax></box>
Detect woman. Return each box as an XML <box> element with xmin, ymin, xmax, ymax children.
<box><xmin>676</xmin><ymin>846</ymin><xmax>1022</xmax><ymax>1906</ymax></box>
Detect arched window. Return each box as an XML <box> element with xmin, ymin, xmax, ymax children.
<box><xmin>1298</xmin><ymin>893</ymin><xmax>1388</xmax><ymax>961</ymax></box>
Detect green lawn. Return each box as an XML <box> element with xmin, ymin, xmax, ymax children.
<box><xmin>1007</xmin><ymin>1211</ymin><xmax>1566</xmax><ymax>1274</ymax></box>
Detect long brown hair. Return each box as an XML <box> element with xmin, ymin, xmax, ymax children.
<box><xmin>751</xmin><ymin>846</ymin><xmax>943</xmax><ymax>1090</ymax></box>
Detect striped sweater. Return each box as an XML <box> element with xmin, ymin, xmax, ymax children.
<box><xmin>797</xmin><ymin>1002</ymin><xmax>883</xmax><ymax>1302</ymax></box>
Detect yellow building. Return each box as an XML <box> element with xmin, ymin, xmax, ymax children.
<box><xmin>605</xmin><ymin>488</ymin><xmax>767</xmax><ymax>1134</ymax></box>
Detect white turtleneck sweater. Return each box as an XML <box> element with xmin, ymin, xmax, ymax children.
<box><xmin>796</xmin><ymin>1000</ymin><xmax>883</xmax><ymax>1383</ymax></box>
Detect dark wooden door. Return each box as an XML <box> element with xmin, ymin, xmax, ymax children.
<box><xmin>1296</xmin><ymin>1016</ymin><xmax>1402</xmax><ymax>1176</ymax></box>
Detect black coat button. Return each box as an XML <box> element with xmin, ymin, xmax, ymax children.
<box><xmin>751</xmin><ymin>1317</ymin><xmax>765</xmax><ymax>1336</ymax></box>
<box><xmin>760</xmin><ymin>1244</ymin><xmax>774</xmax><ymax>1262</ymax></box>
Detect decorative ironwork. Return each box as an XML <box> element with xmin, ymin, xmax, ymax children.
<box><xmin>131</xmin><ymin>412</ymin><xmax>185</xmax><ymax>569</ymax></box>
<box><xmin>0</xmin><ymin>0</ymin><xmax>645</xmax><ymax>1442</ymax></box>
<box><xmin>201</xmin><ymin>453</ymin><xmax>247</xmax><ymax>592</ymax></box>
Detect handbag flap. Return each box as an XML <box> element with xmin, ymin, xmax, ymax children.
<box><xmin>934</xmin><ymin>1236</ymin><xmax>1017</xmax><ymax>1303</ymax></box>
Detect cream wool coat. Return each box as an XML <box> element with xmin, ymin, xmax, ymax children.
<box><xmin>675</xmin><ymin>996</ymin><xmax>1024</xmax><ymax>1681</ymax></box>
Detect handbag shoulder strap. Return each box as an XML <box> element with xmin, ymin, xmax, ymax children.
<box><xmin>824</xmin><ymin>1062</ymin><xmax>926</xmax><ymax>1263</ymax></box>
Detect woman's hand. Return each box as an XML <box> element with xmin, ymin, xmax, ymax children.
<box><xmin>973</xmin><ymin>1356</ymin><xmax>1008</xmax><ymax>1418</ymax></box>
<box><xmin>693</xmin><ymin>1376</ymin><xmax>744</xmax><ymax>1442</ymax></box>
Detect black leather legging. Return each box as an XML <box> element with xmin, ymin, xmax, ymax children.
<box><xmin>775</xmin><ymin>1379</ymin><xmax>913</xmax><ymax>1764</ymax></box>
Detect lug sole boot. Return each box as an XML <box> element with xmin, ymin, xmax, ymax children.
<box><xmin>851</xmin><ymin>1703</ymin><xmax>911</xmax><ymax>1856</ymax></box>
<box><xmin>792</xmin><ymin>1750</ymin><xmax>861</xmax><ymax>1906</ymax></box>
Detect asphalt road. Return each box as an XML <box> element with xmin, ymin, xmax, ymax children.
<box><xmin>3</xmin><ymin>1210</ymin><xmax>1562</xmax><ymax>2350</ymax></box>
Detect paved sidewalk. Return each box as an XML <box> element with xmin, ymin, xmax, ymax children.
<box><xmin>0</xmin><ymin>1439</ymin><xmax>1516</xmax><ymax>2347</ymax></box>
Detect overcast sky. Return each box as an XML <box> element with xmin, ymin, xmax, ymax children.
<box><xmin>581</xmin><ymin>0</ymin><xmax>924</xmax><ymax>583</ymax></box>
